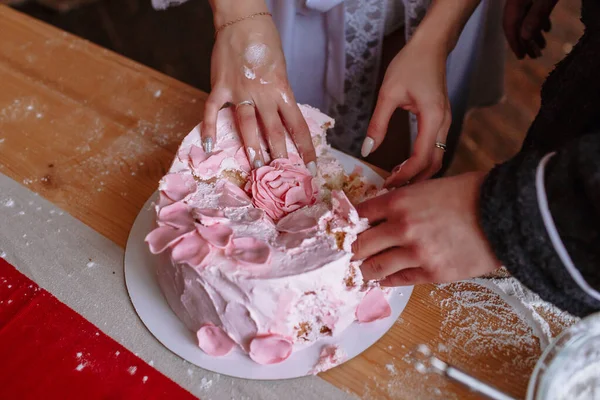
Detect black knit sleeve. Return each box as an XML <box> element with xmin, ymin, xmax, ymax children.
<box><xmin>479</xmin><ymin>132</ymin><xmax>600</xmax><ymax>317</ymax></box>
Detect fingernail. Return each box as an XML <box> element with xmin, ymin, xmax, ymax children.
<box><xmin>361</xmin><ymin>137</ymin><xmax>375</xmax><ymax>158</ymax></box>
<box><xmin>247</xmin><ymin>147</ymin><xmax>257</xmax><ymax>163</ymax></box>
<box><xmin>253</xmin><ymin>159</ymin><xmax>264</xmax><ymax>169</ymax></box>
<box><xmin>202</xmin><ymin>137</ymin><xmax>213</xmax><ymax>154</ymax></box>
<box><xmin>306</xmin><ymin>161</ymin><xmax>317</xmax><ymax>176</ymax></box>
<box><xmin>391</xmin><ymin>160</ymin><xmax>407</xmax><ymax>175</ymax></box>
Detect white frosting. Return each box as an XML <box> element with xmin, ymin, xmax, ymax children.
<box><xmin>149</xmin><ymin>104</ymin><xmax>390</xmax><ymax>366</ymax></box>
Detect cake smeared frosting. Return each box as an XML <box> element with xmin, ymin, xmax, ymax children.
<box><xmin>147</xmin><ymin>104</ymin><xmax>391</xmax><ymax>368</ymax></box>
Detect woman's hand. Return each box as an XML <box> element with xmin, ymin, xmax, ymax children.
<box><xmin>363</xmin><ymin>36</ymin><xmax>451</xmax><ymax>187</ymax></box>
<box><xmin>352</xmin><ymin>172</ymin><xmax>501</xmax><ymax>286</ymax></box>
<box><xmin>503</xmin><ymin>0</ymin><xmax>557</xmax><ymax>59</ymax></box>
<box><xmin>204</xmin><ymin>1</ymin><xmax>317</xmax><ymax>173</ymax></box>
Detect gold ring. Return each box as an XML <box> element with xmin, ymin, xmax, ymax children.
<box><xmin>236</xmin><ymin>100</ymin><xmax>255</xmax><ymax>110</ymax></box>
<box><xmin>435</xmin><ymin>142</ymin><xmax>447</xmax><ymax>151</ymax></box>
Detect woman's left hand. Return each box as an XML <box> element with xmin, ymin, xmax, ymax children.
<box><xmin>352</xmin><ymin>172</ymin><xmax>501</xmax><ymax>286</ymax></box>
<box><xmin>362</xmin><ymin>33</ymin><xmax>451</xmax><ymax>187</ymax></box>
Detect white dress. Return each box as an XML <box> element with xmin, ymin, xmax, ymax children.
<box><xmin>152</xmin><ymin>0</ymin><xmax>505</xmax><ymax>156</ymax></box>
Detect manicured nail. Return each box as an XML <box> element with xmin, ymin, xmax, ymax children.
<box><xmin>306</xmin><ymin>161</ymin><xmax>317</xmax><ymax>176</ymax></box>
<box><xmin>392</xmin><ymin>160</ymin><xmax>407</xmax><ymax>175</ymax></box>
<box><xmin>361</xmin><ymin>137</ymin><xmax>375</xmax><ymax>158</ymax></box>
<box><xmin>253</xmin><ymin>159</ymin><xmax>264</xmax><ymax>169</ymax></box>
<box><xmin>202</xmin><ymin>137</ymin><xmax>213</xmax><ymax>154</ymax></box>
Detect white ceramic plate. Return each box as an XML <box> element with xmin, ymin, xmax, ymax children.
<box><xmin>124</xmin><ymin>149</ymin><xmax>413</xmax><ymax>380</ymax></box>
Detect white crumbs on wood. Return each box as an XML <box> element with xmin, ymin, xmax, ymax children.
<box><xmin>154</xmin><ymin>90</ymin><xmax>162</xmax><ymax>98</ymax></box>
<box><xmin>385</xmin><ymin>363</ymin><xmax>397</xmax><ymax>376</ymax></box>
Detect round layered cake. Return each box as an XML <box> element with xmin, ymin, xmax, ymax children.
<box><xmin>146</xmin><ymin>105</ymin><xmax>392</xmax><ymax>366</ymax></box>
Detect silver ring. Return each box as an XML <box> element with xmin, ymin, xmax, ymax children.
<box><xmin>236</xmin><ymin>100</ymin><xmax>255</xmax><ymax>110</ymax></box>
<box><xmin>435</xmin><ymin>142</ymin><xmax>447</xmax><ymax>151</ymax></box>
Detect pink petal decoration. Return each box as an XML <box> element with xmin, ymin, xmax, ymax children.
<box><xmin>161</xmin><ymin>173</ymin><xmax>196</xmax><ymax>202</ymax></box>
<box><xmin>145</xmin><ymin>226</ymin><xmax>185</xmax><ymax>254</ymax></box>
<box><xmin>188</xmin><ymin>144</ymin><xmax>208</xmax><ymax>169</ymax></box>
<box><xmin>193</xmin><ymin>208</ymin><xmax>228</xmax><ymax>226</ymax></box>
<box><xmin>226</xmin><ymin>237</ymin><xmax>271</xmax><ymax>265</ymax></box>
<box><xmin>197</xmin><ymin>324</ymin><xmax>236</xmax><ymax>357</ymax></box>
<box><xmin>216</xmin><ymin>181</ymin><xmax>251</xmax><ymax>208</ymax></box>
<box><xmin>276</xmin><ymin>210</ymin><xmax>317</xmax><ymax>233</ymax></box>
<box><xmin>171</xmin><ymin>231</ymin><xmax>211</xmax><ymax>267</ymax></box>
<box><xmin>249</xmin><ymin>334</ymin><xmax>293</xmax><ymax>365</ymax></box>
<box><xmin>196</xmin><ymin>223</ymin><xmax>233</xmax><ymax>248</ymax></box>
<box><xmin>194</xmin><ymin>151</ymin><xmax>228</xmax><ymax>176</ymax></box>
<box><xmin>157</xmin><ymin>201</ymin><xmax>194</xmax><ymax>229</ymax></box>
<box><xmin>241</xmin><ymin>208</ymin><xmax>265</xmax><ymax>223</ymax></box>
<box><xmin>158</xmin><ymin>191</ymin><xmax>174</xmax><ymax>208</ymax></box>
<box><xmin>355</xmin><ymin>287</ymin><xmax>392</xmax><ymax>323</ymax></box>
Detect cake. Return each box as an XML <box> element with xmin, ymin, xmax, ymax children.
<box><xmin>145</xmin><ymin>104</ymin><xmax>392</xmax><ymax>367</ymax></box>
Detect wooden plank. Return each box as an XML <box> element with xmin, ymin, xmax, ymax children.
<box><xmin>0</xmin><ymin>5</ymin><xmax>575</xmax><ymax>399</ymax></box>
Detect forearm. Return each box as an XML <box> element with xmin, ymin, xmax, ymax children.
<box><xmin>479</xmin><ymin>132</ymin><xmax>600</xmax><ymax>317</ymax></box>
<box><xmin>410</xmin><ymin>0</ymin><xmax>482</xmax><ymax>55</ymax></box>
<box><xmin>208</xmin><ymin>0</ymin><xmax>269</xmax><ymax>27</ymax></box>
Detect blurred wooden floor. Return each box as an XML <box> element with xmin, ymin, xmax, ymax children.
<box><xmin>12</xmin><ymin>0</ymin><xmax>584</xmax><ymax>175</ymax></box>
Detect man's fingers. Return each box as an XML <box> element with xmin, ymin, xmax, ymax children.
<box><xmin>357</xmin><ymin>191</ymin><xmax>397</xmax><ymax>225</ymax></box>
<box><xmin>278</xmin><ymin>95</ymin><xmax>317</xmax><ymax>174</ymax></box>
<box><xmin>363</xmin><ymin>90</ymin><xmax>401</xmax><ymax>157</ymax></box>
<box><xmin>503</xmin><ymin>0</ymin><xmax>530</xmax><ymax>59</ymax></box>
<box><xmin>379</xmin><ymin>267</ymin><xmax>430</xmax><ymax>287</ymax></box>
<box><xmin>202</xmin><ymin>90</ymin><xmax>230</xmax><ymax>154</ymax></box>
<box><xmin>255</xmin><ymin>98</ymin><xmax>288</xmax><ymax>160</ymax></box>
<box><xmin>235</xmin><ymin>101</ymin><xmax>265</xmax><ymax>169</ymax></box>
<box><xmin>359</xmin><ymin>247</ymin><xmax>419</xmax><ymax>282</ymax></box>
<box><xmin>352</xmin><ymin>222</ymin><xmax>400</xmax><ymax>261</ymax></box>
<box><xmin>521</xmin><ymin>0</ymin><xmax>555</xmax><ymax>41</ymax></box>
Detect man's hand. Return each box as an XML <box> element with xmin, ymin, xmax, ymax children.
<box><xmin>504</xmin><ymin>0</ymin><xmax>558</xmax><ymax>59</ymax></box>
<box><xmin>353</xmin><ymin>173</ymin><xmax>501</xmax><ymax>286</ymax></box>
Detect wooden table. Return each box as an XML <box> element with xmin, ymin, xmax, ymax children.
<box><xmin>0</xmin><ymin>5</ymin><xmax>566</xmax><ymax>399</ymax></box>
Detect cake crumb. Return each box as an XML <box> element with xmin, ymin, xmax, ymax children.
<box><xmin>310</xmin><ymin>345</ymin><xmax>347</xmax><ymax>374</ymax></box>
<box><xmin>127</xmin><ymin>366</ymin><xmax>137</xmax><ymax>375</ymax></box>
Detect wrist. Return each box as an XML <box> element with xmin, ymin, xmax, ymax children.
<box><xmin>210</xmin><ymin>0</ymin><xmax>269</xmax><ymax>28</ymax></box>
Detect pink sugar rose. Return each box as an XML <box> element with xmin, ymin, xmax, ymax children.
<box><xmin>247</xmin><ymin>158</ymin><xmax>317</xmax><ymax>221</ymax></box>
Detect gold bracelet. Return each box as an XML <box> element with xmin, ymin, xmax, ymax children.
<box><xmin>214</xmin><ymin>11</ymin><xmax>273</xmax><ymax>38</ymax></box>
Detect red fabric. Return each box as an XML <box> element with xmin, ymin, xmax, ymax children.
<box><xmin>0</xmin><ymin>258</ymin><xmax>196</xmax><ymax>400</ymax></box>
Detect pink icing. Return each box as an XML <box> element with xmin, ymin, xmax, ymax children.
<box><xmin>234</xmin><ymin>146</ymin><xmax>251</xmax><ymax>173</ymax></box>
<box><xmin>356</xmin><ymin>287</ymin><xmax>392</xmax><ymax>323</ymax></box>
<box><xmin>196</xmin><ymin>223</ymin><xmax>233</xmax><ymax>248</ymax></box>
<box><xmin>171</xmin><ymin>230</ymin><xmax>211</xmax><ymax>267</ymax></box>
<box><xmin>224</xmin><ymin>302</ymin><xmax>259</xmax><ymax>350</ymax></box>
<box><xmin>197</xmin><ymin>324</ymin><xmax>236</xmax><ymax>357</ymax></box>
<box><xmin>157</xmin><ymin>201</ymin><xmax>194</xmax><ymax>229</ymax></box>
<box><xmin>145</xmin><ymin>226</ymin><xmax>185</xmax><ymax>254</ymax></box>
<box><xmin>226</xmin><ymin>237</ymin><xmax>271</xmax><ymax>266</ymax></box>
<box><xmin>247</xmin><ymin>158</ymin><xmax>317</xmax><ymax>221</ymax></box>
<box><xmin>161</xmin><ymin>173</ymin><xmax>196</xmax><ymax>202</ymax></box>
<box><xmin>249</xmin><ymin>334</ymin><xmax>293</xmax><ymax>365</ymax></box>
